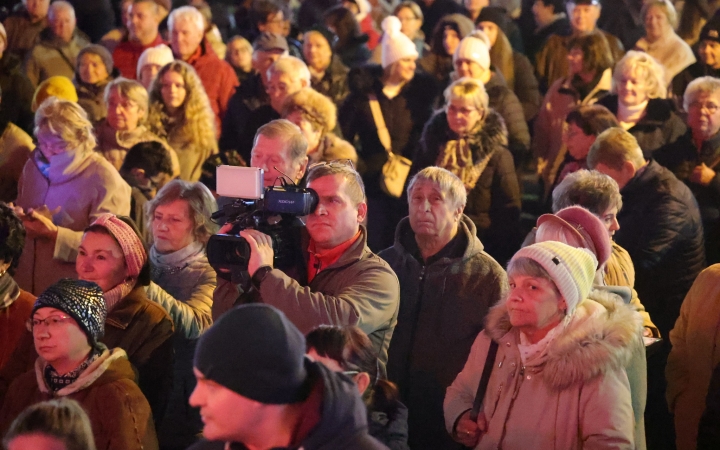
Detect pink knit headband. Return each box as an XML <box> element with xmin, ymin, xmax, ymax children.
<box><xmin>90</xmin><ymin>214</ymin><xmax>147</xmax><ymax>278</ymax></box>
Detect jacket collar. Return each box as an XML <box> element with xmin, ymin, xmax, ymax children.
<box><xmin>558</xmin><ymin>68</ymin><xmax>612</xmax><ymax>103</ymax></box>
<box><xmin>485</xmin><ymin>288</ymin><xmax>642</xmax><ymax>390</ymax></box>
<box><xmin>34</xmin><ymin>348</ymin><xmax>131</xmax><ymax>396</ymax></box>
<box><xmin>392</xmin><ymin>215</ymin><xmax>484</xmax><ymax>266</ymax></box>
<box><xmin>105</xmin><ymin>286</ymin><xmax>147</xmax><ymax>330</ymax></box>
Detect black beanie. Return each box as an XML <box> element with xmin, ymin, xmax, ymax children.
<box><xmin>700</xmin><ymin>17</ymin><xmax>720</xmax><ymax>44</ymax></box>
<box><xmin>194</xmin><ymin>304</ymin><xmax>311</xmax><ymax>404</ymax></box>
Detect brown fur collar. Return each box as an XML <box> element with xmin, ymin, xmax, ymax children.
<box><xmin>485</xmin><ymin>288</ymin><xmax>642</xmax><ymax>390</ymax></box>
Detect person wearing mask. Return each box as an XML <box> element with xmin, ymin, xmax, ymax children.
<box><xmin>146</xmin><ymin>61</ymin><xmax>218</xmax><ymax>182</ymax></box>
<box><xmin>144</xmin><ymin>179</ymin><xmax>217</xmax><ymax>449</ymax></box>
<box><xmin>135</xmin><ymin>44</ymin><xmax>174</xmax><ymax>90</ymax></box>
<box><xmin>597</xmin><ymin>51</ymin><xmax>687</xmax><ymax>159</ymax></box>
<box><xmin>113</xmin><ymin>0</ymin><xmax>166</xmax><ymax>80</ymax></box>
<box><xmin>672</xmin><ymin>17</ymin><xmax>720</xmax><ymax>102</ymax></box>
<box><xmin>445</xmin><ymin>241</ymin><xmax>638</xmax><ymax>449</ymax></box>
<box><xmin>303</xmin><ymin>26</ymin><xmax>350</xmax><ymax>108</ymax></box>
<box><xmin>0</xmin><ymin>279</ymin><xmax>158</xmax><ymax>450</ymax></box>
<box><xmin>225</xmin><ymin>36</ymin><xmax>253</xmax><ymax>85</ymax></box>
<box><xmin>419</xmin><ymin>14</ymin><xmax>474</xmax><ymax>90</ymax></box>
<box><xmin>4</xmin><ymin>0</ymin><xmax>50</xmax><ymax>62</ymax></box>
<box><xmin>378</xmin><ymin>167</ymin><xmax>507</xmax><ymax>449</ymax></box>
<box><xmin>24</xmin><ymin>1</ymin><xmax>90</xmax><ymax>88</ymax></box>
<box><xmin>414</xmin><ymin>78</ymin><xmax>522</xmax><ymax>263</ymax></box>
<box><xmin>340</xmin><ymin>15</ymin><xmax>437</xmax><ymax>251</ymax></box>
<box><xmin>535</xmin><ymin>0</ymin><xmax>624</xmax><ymax>92</ymax></box>
<box><xmin>168</xmin><ymin>6</ymin><xmax>238</xmax><ymax>134</ymax></box>
<box><xmin>307</xmin><ymin>325</ymin><xmax>410</xmax><ymax>449</ymax></box>
<box><xmin>74</xmin><ymin>45</ymin><xmax>120</xmax><ymax>125</ymax></box>
<box><xmin>0</xmin><ymin>23</ymin><xmax>35</xmax><ymax>137</ymax></box>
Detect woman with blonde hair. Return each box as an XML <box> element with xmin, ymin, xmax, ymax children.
<box><xmin>147</xmin><ymin>61</ymin><xmax>218</xmax><ymax>182</ymax></box>
<box><xmin>598</xmin><ymin>50</ymin><xmax>686</xmax><ymax>158</ymax></box>
<box><xmin>634</xmin><ymin>0</ymin><xmax>695</xmax><ymax>86</ymax></box>
<box><xmin>95</xmin><ymin>78</ymin><xmax>177</xmax><ymax>172</ymax></box>
<box><xmin>281</xmin><ymin>88</ymin><xmax>357</xmax><ymax>165</ymax></box>
<box><xmin>414</xmin><ymin>77</ymin><xmax>521</xmax><ymax>263</ymax></box>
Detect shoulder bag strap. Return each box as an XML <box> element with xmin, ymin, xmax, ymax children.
<box><xmin>469</xmin><ymin>340</ymin><xmax>499</xmax><ymax>421</ymax></box>
<box><xmin>368</xmin><ymin>94</ymin><xmax>393</xmax><ymax>154</ymax></box>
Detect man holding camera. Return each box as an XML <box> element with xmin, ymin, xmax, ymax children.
<box><xmin>213</xmin><ymin>120</ymin><xmax>400</xmax><ymax>365</ymax></box>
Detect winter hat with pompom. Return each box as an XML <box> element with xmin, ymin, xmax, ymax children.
<box><xmin>381</xmin><ymin>15</ymin><xmax>418</xmax><ymax>68</ymax></box>
<box><xmin>453</xmin><ymin>31</ymin><xmax>491</xmax><ymax>71</ymax></box>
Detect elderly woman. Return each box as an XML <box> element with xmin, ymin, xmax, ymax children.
<box><xmin>302</xmin><ymin>26</ymin><xmax>350</xmax><ymax>108</ymax></box>
<box><xmin>282</xmin><ymin>88</ymin><xmax>357</xmax><ymax>165</ymax></box>
<box><xmin>445</xmin><ymin>241</ymin><xmax>639</xmax><ymax>449</ymax></box>
<box><xmin>419</xmin><ymin>14</ymin><xmax>475</xmax><ymax>90</ymax></box>
<box><xmin>597</xmin><ymin>51</ymin><xmax>687</xmax><ymax>158</ymax></box>
<box><xmin>0</xmin><ymin>279</ymin><xmax>158</xmax><ymax>449</ymax></box>
<box><xmin>0</xmin><ymin>203</ymin><xmax>35</xmax><ymax>370</ymax></box>
<box><xmin>533</xmin><ymin>32</ymin><xmax>614</xmax><ymax>192</ymax></box>
<box><xmin>307</xmin><ymin>325</ymin><xmax>409</xmax><ymax>449</ymax></box>
<box><xmin>95</xmin><ymin>77</ymin><xmax>177</xmax><ymax>172</ymax></box>
<box><xmin>13</xmin><ymin>98</ymin><xmax>130</xmax><ymax>295</ymax></box>
<box><xmin>144</xmin><ymin>179</ymin><xmax>217</xmax><ymax>449</ymax></box>
<box><xmin>378</xmin><ymin>167</ymin><xmax>509</xmax><ymax>449</ymax></box>
<box><xmin>655</xmin><ymin>77</ymin><xmax>720</xmax><ymax>265</ymax></box>
<box><xmin>74</xmin><ymin>45</ymin><xmax>118</xmax><ymax>125</ymax></box>
<box><xmin>339</xmin><ymin>15</ymin><xmax>437</xmax><ymax>250</ymax></box>
<box><xmin>146</xmin><ymin>61</ymin><xmax>217</xmax><ymax>182</ymax></box>
<box><xmin>415</xmin><ymin>77</ymin><xmax>521</xmax><ymax>263</ymax></box>
<box><xmin>634</xmin><ymin>0</ymin><xmax>695</xmax><ymax>87</ymax></box>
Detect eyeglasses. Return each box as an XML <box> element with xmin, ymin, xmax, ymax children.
<box><xmin>447</xmin><ymin>104</ymin><xmax>481</xmax><ymax>117</ymax></box>
<box><xmin>307</xmin><ymin>159</ymin><xmax>355</xmax><ymax>171</ymax></box>
<box><xmin>26</xmin><ymin>315</ymin><xmax>74</xmax><ymax>332</ymax></box>
<box><xmin>689</xmin><ymin>101</ymin><xmax>720</xmax><ymax>114</ymax></box>
<box><xmin>342</xmin><ymin>370</ymin><xmax>360</xmax><ymax>376</ymax></box>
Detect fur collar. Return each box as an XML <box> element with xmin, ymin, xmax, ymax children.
<box><xmin>485</xmin><ymin>288</ymin><xmax>642</xmax><ymax>390</ymax></box>
<box><xmin>34</xmin><ymin>348</ymin><xmax>129</xmax><ymax>396</ymax></box>
<box><xmin>425</xmin><ymin>109</ymin><xmax>508</xmax><ymax>164</ymax></box>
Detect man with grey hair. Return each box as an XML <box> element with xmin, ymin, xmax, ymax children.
<box><xmin>168</xmin><ymin>5</ymin><xmax>237</xmax><ymax>134</ymax></box>
<box><xmin>378</xmin><ymin>166</ymin><xmax>507</xmax><ymax>449</ymax></box>
<box><xmin>656</xmin><ymin>76</ymin><xmax>720</xmax><ymax>265</ymax></box>
<box><xmin>24</xmin><ymin>1</ymin><xmax>90</xmax><ymax>87</ymax></box>
<box><xmin>214</xmin><ymin>157</ymin><xmax>400</xmax><ymax>368</ymax></box>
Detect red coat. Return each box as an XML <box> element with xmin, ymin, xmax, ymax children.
<box><xmin>183</xmin><ymin>39</ymin><xmax>238</xmax><ymax>134</ymax></box>
<box><xmin>112</xmin><ymin>34</ymin><xmax>166</xmax><ymax>79</ymax></box>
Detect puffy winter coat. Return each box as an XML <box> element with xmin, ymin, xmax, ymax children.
<box><xmin>613</xmin><ymin>159</ymin><xmax>706</xmax><ymax>340</ymax></box>
<box><xmin>379</xmin><ymin>216</ymin><xmax>507</xmax><ymax>449</ymax></box>
<box><xmin>415</xmin><ymin>110</ymin><xmax>522</xmax><ymax>263</ymax></box>
<box><xmin>311</xmin><ymin>56</ymin><xmax>350</xmax><ymax>107</ymax></box>
<box><xmin>0</xmin><ymin>348</ymin><xmax>158</xmax><ymax>450</ymax></box>
<box><xmin>14</xmin><ymin>149</ymin><xmax>131</xmax><ymax>295</ymax></box>
<box><xmin>484</xmin><ymin>73</ymin><xmax>531</xmax><ymax>167</ymax></box>
<box><xmin>444</xmin><ymin>294</ymin><xmax>640</xmax><ymax>449</ymax></box>
<box><xmin>24</xmin><ymin>28</ymin><xmax>90</xmax><ymax>87</ymax></box>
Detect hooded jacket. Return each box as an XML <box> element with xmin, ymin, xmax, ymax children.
<box><xmin>419</xmin><ymin>14</ymin><xmax>475</xmax><ymax>90</ymax></box>
<box><xmin>187</xmin><ymin>361</ymin><xmax>388</xmax><ymax>450</ymax></box>
<box><xmin>378</xmin><ymin>215</ymin><xmax>507</xmax><ymax>449</ymax></box>
<box><xmin>24</xmin><ymin>27</ymin><xmax>91</xmax><ymax>87</ymax></box>
<box><xmin>0</xmin><ymin>348</ymin><xmax>158</xmax><ymax>450</ymax></box>
<box><xmin>415</xmin><ymin>110</ymin><xmax>522</xmax><ymax>263</ymax></box>
<box><xmin>444</xmin><ymin>293</ymin><xmax>640</xmax><ymax>449</ymax></box>
<box><xmin>14</xmin><ymin>149</ymin><xmax>131</xmax><ymax>295</ymax></box>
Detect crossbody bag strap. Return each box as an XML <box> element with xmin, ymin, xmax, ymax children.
<box><xmin>469</xmin><ymin>339</ymin><xmax>499</xmax><ymax>421</ymax></box>
<box><xmin>368</xmin><ymin>94</ymin><xmax>393</xmax><ymax>154</ymax></box>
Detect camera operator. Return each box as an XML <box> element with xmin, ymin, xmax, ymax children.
<box><xmin>213</xmin><ymin>158</ymin><xmax>400</xmax><ymax>366</ymax></box>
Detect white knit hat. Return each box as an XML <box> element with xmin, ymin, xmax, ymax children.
<box><xmin>381</xmin><ymin>16</ymin><xmax>418</xmax><ymax>69</ymax></box>
<box><xmin>453</xmin><ymin>31</ymin><xmax>491</xmax><ymax>71</ymax></box>
<box><xmin>136</xmin><ymin>44</ymin><xmax>175</xmax><ymax>78</ymax></box>
<box><xmin>511</xmin><ymin>241</ymin><xmax>597</xmax><ymax>315</ymax></box>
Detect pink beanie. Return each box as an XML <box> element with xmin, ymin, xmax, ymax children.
<box><xmin>90</xmin><ymin>214</ymin><xmax>147</xmax><ymax>278</ymax></box>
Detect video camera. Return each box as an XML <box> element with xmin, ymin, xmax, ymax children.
<box><xmin>207</xmin><ymin>166</ymin><xmax>318</xmax><ymax>278</ymax></box>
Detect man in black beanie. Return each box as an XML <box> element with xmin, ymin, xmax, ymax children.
<box><xmin>187</xmin><ymin>303</ymin><xmax>387</xmax><ymax>450</ymax></box>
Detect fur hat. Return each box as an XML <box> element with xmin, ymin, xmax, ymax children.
<box><xmin>381</xmin><ymin>15</ymin><xmax>418</xmax><ymax>68</ymax></box>
<box><xmin>453</xmin><ymin>31</ymin><xmax>491</xmax><ymax>71</ymax></box>
<box><xmin>32</xmin><ymin>77</ymin><xmax>78</xmax><ymax>112</ymax></box>
<box><xmin>536</xmin><ymin>206</ymin><xmax>611</xmax><ymax>268</ymax></box>
<box><xmin>136</xmin><ymin>44</ymin><xmax>174</xmax><ymax>78</ymax></box>
<box><xmin>33</xmin><ymin>279</ymin><xmax>107</xmax><ymax>347</ymax></box>
<box><xmin>511</xmin><ymin>241</ymin><xmax>597</xmax><ymax>315</ymax></box>
<box><xmin>194</xmin><ymin>304</ymin><xmax>312</xmax><ymax>404</ymax></box>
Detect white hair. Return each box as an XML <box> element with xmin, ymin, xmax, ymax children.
<box><xmin>407</xmin><ymin>167</ymin><xmax>467</xmax><ymax>209</ymax></box>
<box><xmin>168</xmin><ymin>6</ymin><xmax>204</xmax><ymax>34</ymax></box>
<box><xmin>683</xmin><ymin>76</ymin><xmax>720</xmax><ymax>111</ymax></box>
<box><xmin>48</xmin><ymin>1</ymin><xmax>75</xmax><ymax>22</ymax></box>
<box><xmin>267</xmin><ymin>56</ymin><xmax>311</xmax><ymax>85</ymax></box>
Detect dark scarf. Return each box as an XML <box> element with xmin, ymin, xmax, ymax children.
<box><xmin>44</xmin><ymin>349</ymin><xmax>101</xmax><ymax>393</ymax></box>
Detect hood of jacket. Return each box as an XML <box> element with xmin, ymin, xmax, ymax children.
<box><xmin>37</xmin><ymin>26</ymin><xmax>90</xmax><ymax>49</ymax></box>
<box><xmin>423</xmin><ymin>108</ymin><xmax>508</xmax><ymax>164</ymax></box>
<box><xmin>392</xmin><ymin>214</ymin><xmax>485</xmax><ymax>265</ymax></box>
<box><xmin>429</xmin><ymin>14</ymin><xmax>475</xmax><ymax>54</ymax></box>
<box><xmin>484</xmin><ymin>288</ymin><xmax>642</xmax><ymax>390</ymax></box>
<box><xmin>34</xmin><ymin>347</ymin><xmax>133</xmax><ymax>396</ymax></box>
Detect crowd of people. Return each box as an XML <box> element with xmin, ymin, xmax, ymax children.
<box><xmin>2</xmin><ymin>0</ymin><xmax>720</xmax><ymax>448</ymax></box>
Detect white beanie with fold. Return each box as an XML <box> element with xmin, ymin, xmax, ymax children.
<box><xmin>381</xmin><ymin>16</ymin><xmax>418</xmax><ymax>69</ymax></box>
<box><xmin>453</xmin><ymin>31</ymin><xmax>491</xmax><ymax>71</ymax></box>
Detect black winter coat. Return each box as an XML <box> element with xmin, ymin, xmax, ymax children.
<box><xmin>614</xmin><ymin>160</ymin><xmax>706</xmax><ymax>339</ymax></box>
<box><xmin>485</xmin><ymin>73</ymin><xmax>531</xmax><ymax>166</ymax></box>
<box><xmin>0</xmin><ymin>53</ymin><xmax>34</xmax><ymax>135</ymax></box>
<box><xmin>414</xmin><ymin>110</ymin><xmax>522</xmax><ymax>263</ymax></box>
<box><xmin>312</xmin><ymin>56</ymin><xmax>350</xmax><ymax>107</ymax></box>
<box><xmin>378</xmin><ymin>216</ymin><xmax>508</xmax><ymax>450</ymax></box>
<box><xmin>671</xmin><ymin>61</ymin><xmax>720</xmax><ymax>102</ymax></box>
<box><xmin>597</xmin><ymin>95</ymin><xmax>687</xmax><ymax>160</ymax></box>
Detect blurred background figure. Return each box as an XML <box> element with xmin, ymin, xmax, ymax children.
<box><xmin>225</xmin><ymin>35</ymin><xmax>253</xmax><ymax>84</ymax></box>
<box><xmin>74</xmin><ymin>45</ymin><xmax>118</xmax><ymax>125</ymax></box>
<box><xmin>136</xmin><ymin>44</ymin><xmax>174</xmax><ymax>90</ymax></box>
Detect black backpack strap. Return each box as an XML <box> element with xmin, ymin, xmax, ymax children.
<box><xmin>470</xmin><ymin>340</ymin><xmax>499</xmax><ymax>421</ymax></box>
